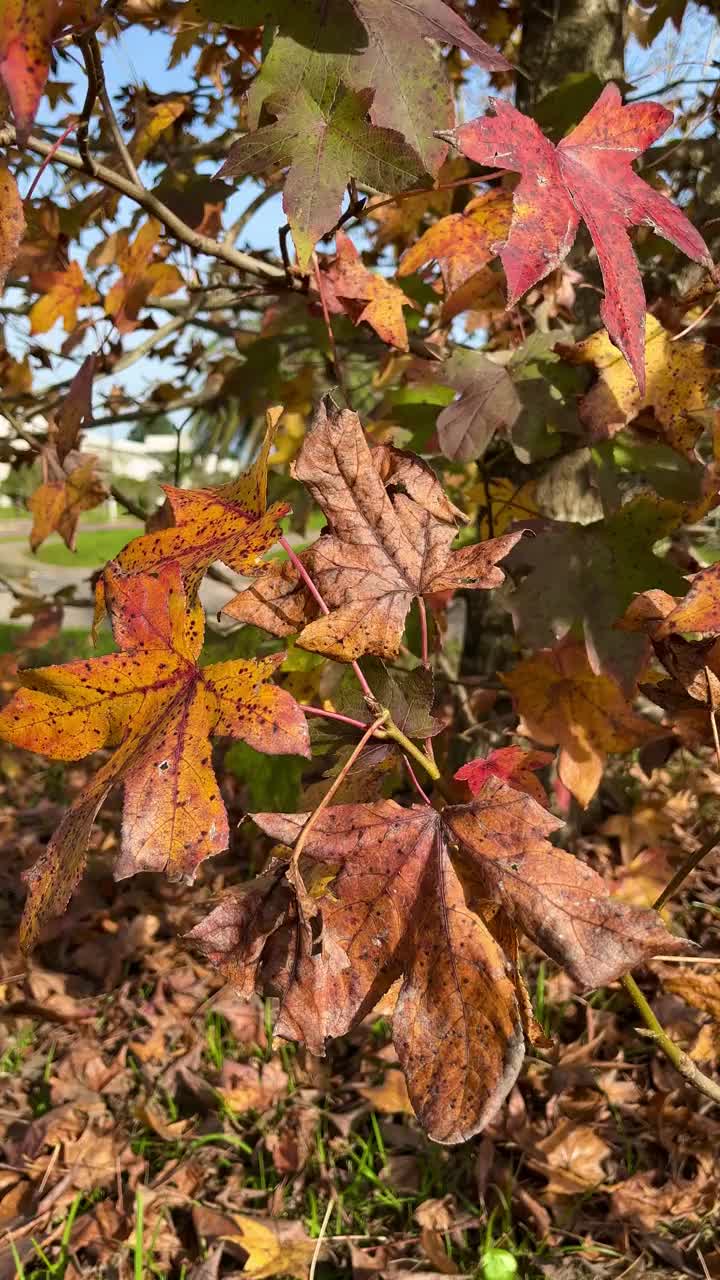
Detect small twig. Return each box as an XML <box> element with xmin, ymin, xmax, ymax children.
<box><xmin>404</xmin><ymin>756</ymin><xmax>432</xmax><ymax>806</ymax></box>
<box><xmin>293</xmin><ymin>713</ymin><xmax>389</xmax><ymax>867</ymax></box>
<box><xmin>77</xmin><ymin>35</ymin><xmax>100</xmax><ymax>174</ymax></box>
<box><xmin>88</xmin><ymin>33</ymin><xmax>143</xmax><ymax>187</ymax></box>
<box><xmin>310</xmin><ymin>1200</ymin><xmax>335</xmax><ymax>1280</ymax></box>
<box><xmin>653</xmin><ymin>828</ymin><xmax>720</xmax><ymax>912</ymax></box>
<box><xmin>301</xmin><ymin>704</ymin><xmax>369</xmax><ymax>731</ymax></box>
<box><xmin>621</xmin><ymin>826</ymin><xmax>720</xmax><ymax>1104</ymax></box>
<box><xmin>622</xmin><ymin>973</ymin><xmax>720</xmax><ymax>1105</ymax></box>
<box><xmin>312</xmin><ymin>250</ymin><xmax>349</xmax><ymax>406</ymax></box>
<box><xmin>109</xmin><ymin>484</ymin><xmax>147</xmax><ymax>522</ymax></box>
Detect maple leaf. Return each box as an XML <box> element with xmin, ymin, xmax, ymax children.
<box><xmin>0</xmin><ymin>164</ymin><xmax>25</xmax><ymax>289</ymax></box>
<box><xmin>0</xmin><ymin>562</ymin><xmax>310</xmax><ymax>950</ymax></box>
<box><xmin>559</xmin><ymin>316</ymin><xmax>719</xmax><ymax>458</ymax></box>
<box><xmin>94</xmin><ymin>407</ymin><xmax>288</xmax><ymax>632</ymax></box>
<box><xmin>503</xmin><ymin>639</ymin><xmax>660</xmax><ymax>806</ymax></box>
<box><xmin>438</xmin><ymin>84</ymin><xmax>713</xmax><ymax>390</ymax></box>
<box><xmin>224</xmin><ymin>399</ymin><xmax>521</xmax><ymax>662</ymax></box>
<box><xmin>193</xmin><ymin>0</ymin><xmax>509</xmax><ymax>179</ymax></box>
<box><xmin>192</xmin><ymin>779</ymin><xmax>685</xmax><ymax>1142</ymax></box>
<box><xmin>29</xmin><ymin>451</ymin><xmax>108</xmax><ymax>552</ymax></box>
<box><xmin>0</xmin><ymin>0</ymin><xmax>56</xmax><ymax>142</ymax></box>
<box><xmin>455</xmin><ymin>746</ymin><xmax>553</xmax><ymax>805</ymax></box>
<box><xmin>505</xmin><ymin>496</ymin><xmax>687</xmax><ymax>691</ymax></box>
<box><xmin>397</xmin><ymin>188</ymin><xmax>513</xmax><ymax>303</ymax></box>
<box><xmin>51</xmin><ymin>354</ymin><xmax>95</xmax><ymax>462</ymax></box>
<box><xmin>321</xmin><ymin>231</ymin><xmax>414</xmax><ymax>351</ymax></box>
<box><xmin>650</xmin><ymin>563</ymin><xmax>720</xmax><ymax>639</ymax></box>
<box><xmin>29</xmin><ymin>260</ymin><xmax>99</xmax><ymax>334</ymax></box>
<box><xmin>435</xmin><ymin>349</ymin><xmax>522</xmax><ymax>462</ymax></box>
<box><xmin>129</xmin><ymin>95</ymin><xmax>187</xmax><ymax>163</ymax></box>
<box><xmin>105</xmin><ymin>219</ymin><xmax>184</xmax><ymax>333</ymax></box>
<box><xmin>217</xmin><ymin>71</ymin><xmax>428</xmax><ymax>270</ymax></box>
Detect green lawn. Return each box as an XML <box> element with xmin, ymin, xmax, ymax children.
<box><xmin>31</xmin><ymin>528</ymin><xmax>138</xmax><ymax>568</ymax></box>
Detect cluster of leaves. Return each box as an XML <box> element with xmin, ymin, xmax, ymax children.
<box><xmin>1</xmin><ymin>0</ymin><xmax>720</xmax><ymax>1148</ymax></box>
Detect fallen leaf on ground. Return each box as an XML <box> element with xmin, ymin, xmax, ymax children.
<box><xmin>222</xmin><ymin>1214</ymin><xmax>318</xmax><ymax>1279</ymax></box>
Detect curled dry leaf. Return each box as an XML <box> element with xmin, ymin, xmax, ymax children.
<box><xmin>0</xmin><ymin>563</ymin><xmax>309</xmax><ymax>950</ymax></box>
<box><xmin>503</xmin><ymin>639</ymin><xmax>661</xmax><ymax>807</ymax></box>
<box><xmin>439</xmin><ymin>84</ymin><xmax>713</xmax><ymax>390</ymax></box>
<box><xmin>190</xmin><ymin>778</ymin><xmax>685</xmax><ymax>1143</ymax></box>
<box><xmin>225</xmin><ymin>399</ymin><xmax>521</xmax><ymax>662</ymax></box>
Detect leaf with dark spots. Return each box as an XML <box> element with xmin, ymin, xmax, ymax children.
<box><xmin>443</xmin><ymin>777</ymin><xmax>690</xmax><ymax>987</ymax></box>
<box><xmin>251</xmin><ymin>803</ymin><xmax>525</xmax><ymax>1144</ymax></box>
<box><xmin>0</xmin><ymin>563</ymin><xmax>309</xmax><ymax>949</ymax></box>
<box><xmin>224</xmin><ymin>399</ymin><xmax>520</xmax><ymax>662</ymax></box>
<box><xmin>0</xmin><ymin>164</ymin><xmax>25</xmax><ymax>289</ymax></box>
<box><xmin>194</xmin><ymin>785</ymin><xmax>686</xmax><ymax>1142</ymax></box>
<box><xmin>440</xmin><ymin>85</ymin><xmax>713</xmax><ymax>390</ymax></box>
<box><xmin>94</xmin><ymin>407</ymin><xmax>287</xmax><ymax>635</ymax></box>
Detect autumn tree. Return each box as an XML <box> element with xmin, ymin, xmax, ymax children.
<box><xmin>1</xmin><ymin>0</ymin><xmax>720</xmax><ymax>1141</ymax></box>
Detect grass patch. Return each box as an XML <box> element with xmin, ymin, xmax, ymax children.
<box><xmin>30</xmin><ymin>528</ymin><xmax>138</xmax><ymax>567</ymax></box>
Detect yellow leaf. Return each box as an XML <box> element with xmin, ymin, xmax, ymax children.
<box><xmin>563</xmin><ymin>315</ymin><xmax>718</xmax><ymax>458</ymax></box>
<box><xmin>30</xmin><ymin>260</ymin><xmax>99</xmax><ymax>333</ymax></box>
<box><xmin>223</xmin><ymin>1216</ymin><xmax>318</xmax><ymax>1279</ymax></box>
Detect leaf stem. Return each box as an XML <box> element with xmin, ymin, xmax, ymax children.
<box><xmin>621</xmin><ymin>973</ymin><xmax>720</xmax><ymax>1104</ymax></box>
<box><xmin>293</xmin><ymin>712</ymin><xmax>389</xmax><ymax>866</ymax></box>
<box><xmin>621</xmin><ymin>828</ymin><xmax>720</xmax><ymax>1104</ymax></box>
<box><xmin>300</xmin><ymin>704</ymin><xmax>369</xmax><ymax>731</ymax></box>
<box><xmin>404</xmin><ymin>756</ymin><xmax>432</xmax><ymax>806</ymax></box>
<box><xmin>277</xmin><ymin>539</ymin><xmax>440</xmax><ymax>783</ymax></box>
<box><xmin>312</xmin><ymin>251</ymin><xmax>349</xmax><ymax>406</ymax></box>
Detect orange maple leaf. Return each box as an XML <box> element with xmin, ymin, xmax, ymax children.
<box><xmin>0</xmin><ymin>562</ymin><xmax>310</xmax><ymax>950</ymax></box>
<box><xmin>321</xmin><ymin>232</ymin><xmax>415</xmax><ymax>351</ymax></box>
<box><xmin>503</xmin><ymin>639</ymin><xmax>660</xmax><ymax>807</ymax></box>
<box><xmin>105</xmin><ymin>218</ymin><xmax>184</xmax><ymax>333</ymax></box>
<box><xmin>30</xmin><ymin>260</ymin><xmax>99</xmax><ymax>334</ymax></box>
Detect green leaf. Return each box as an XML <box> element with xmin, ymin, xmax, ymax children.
<box><xmin>505</xmin><ymin>496</ymin><xmax>687</xmax><ymax>691</ymax></box>
<box><xmin>224</xmin><ymin>741</ymin><xmax>305</xmax><ymax>811</ymax></box>
<box><xmin>188</xmin><ymin>0</ymin><xmax>508</xmax><ymax>174</ymax></box>
<box><xmin>218</xmin><ymin>69</ymin><xmax>427</xmax><ymax>267</ymax></box>
<box><xmin>482</xmin><ymin>1249</ymin><xmax>518</xmax><ymax>1280</ymax></box>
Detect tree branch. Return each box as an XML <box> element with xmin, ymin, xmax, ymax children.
<box><xmin>2</xmin><ymin>125</ymin><xmax>289</xmax><ymax>287</ymax></box>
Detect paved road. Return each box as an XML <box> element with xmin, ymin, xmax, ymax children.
<box><xmin>0</xmin><ymin>525</ymin><xmax>245</xmax><ymax>632</ymax></box>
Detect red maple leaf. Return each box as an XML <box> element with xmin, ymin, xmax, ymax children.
<box><xmin>439</xmin><ymin>84</ymin><xmax>713</xmax><ymax>391</ymax></box>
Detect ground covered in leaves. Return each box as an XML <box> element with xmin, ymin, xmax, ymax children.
<box><xmin>2</xmin><ymin>733</ymin><xmax>720</xmax><ymax>1280</ymax></box>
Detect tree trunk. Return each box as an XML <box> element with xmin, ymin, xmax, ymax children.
<box><xmin>516</xmin><ymin>0</ymin><xmax>625</xmax><ymax>111</ymax></box>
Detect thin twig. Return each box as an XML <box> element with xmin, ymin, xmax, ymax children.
<box><xmin>10</xmin><ymin>128</ymin><xmax>288</xmax><ymax>286</ymax></box>
<box><xmin>621</xmin><ymin>826</ymin><xmax>720</xmax><ymax>1104</ymax></box>
<box><xmin>622</xmin><ymin>973</ymin><xmax>720</xmax><ymax>1104</ymax></box>
<box><xmin>301</xmin><ymin>704</ymin><xmax>369</xmax><ymax>730</ymax></box>
<box><xmin>88</xmin><ymin>33</ymin><xmax>144</xmax><ymax>187</ymax></box>
<box><xmin>312</xmin><ymin>251</ymin><xmax>349</xmax><ymax>405</ymax></box>
<box><xmin>293</xmin><ymin>713</ymin><xmax>389</xmax><ymax>867</ymax></box>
